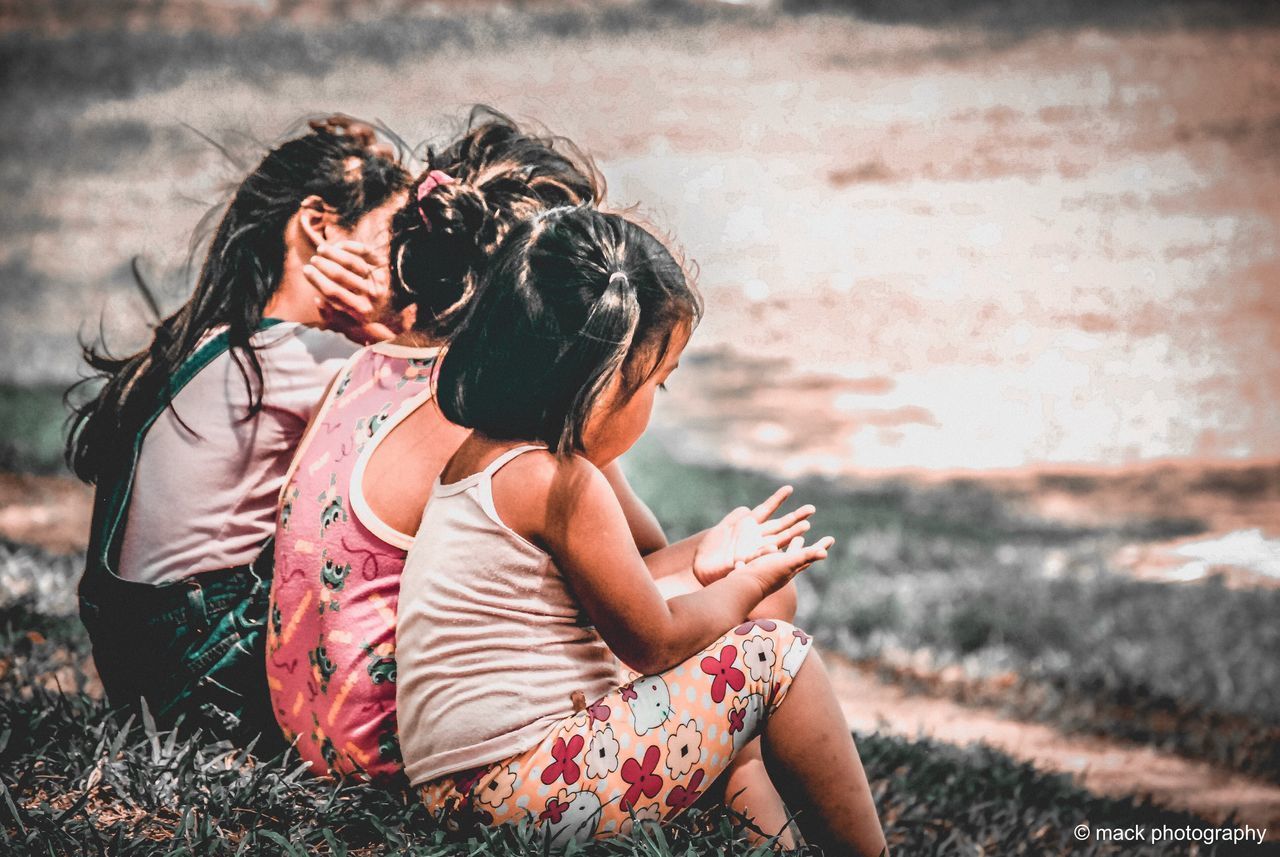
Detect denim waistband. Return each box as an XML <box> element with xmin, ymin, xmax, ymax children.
<box><xmin>80</xmin><ymin>542</ymin><xmax>273</xmax><ymax>628</ymax></box>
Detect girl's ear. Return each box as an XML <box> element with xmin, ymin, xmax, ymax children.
<box><xmin>297</xmin><ymin>195</ymin><xmax>333</xmax><ymax>249</ymax></box>
<box><xmin>398</xmin><ymin>304</ymin><xmax>418</xmax><ymax>332</ymax></box>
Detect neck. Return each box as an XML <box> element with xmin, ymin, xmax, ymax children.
<box><xmin>390</xmin><ymin>328</ymin><xmax>445</xmax><ymax>348</ymax></box>
<box><xmin>263</xmin><ymin>245</ymin><xmax>323</xmax><ymax>325</ymax></box>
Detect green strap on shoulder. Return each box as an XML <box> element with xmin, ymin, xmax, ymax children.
<box><xmin>93</xmin><ymin>318</ymin><xmax>287</xmax><ymax>574</ymax></box>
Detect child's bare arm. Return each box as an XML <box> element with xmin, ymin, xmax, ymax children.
<box><xmin>506</xmin><ymin>456</ymin><xmax>829</xmax><ymax>675</ymax></box>
<box><xmin>600</xmin><ymin>461</ymin><xmax>667</xmax><ymax>555</ymax></box>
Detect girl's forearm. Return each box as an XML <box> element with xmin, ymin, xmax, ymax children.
<box><xmin>751</xmin><ymin>580</ymin><xmax>797</xmax><ymax>622</ymax></box>
<box><xmin>601</xmin><ymin>461</ymin><xmax>668</xmax><ymax>555</ymax></box>
<box><xmin>629</xmin><ymin>574</ymin><xmax>765</xmax><ymax>674</ymax></box>
<box><xmin>640</xmin><ymin>532</ymin><xmax>700</xmax><ymax>579</ymax></box>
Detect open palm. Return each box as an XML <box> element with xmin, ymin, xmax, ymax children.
<box><xmin>692</xmin><ymin>486</ymin><xmax>817</xmax><ymax>587</ymax></box>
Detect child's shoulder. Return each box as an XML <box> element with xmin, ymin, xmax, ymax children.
<box><xmin>489</xmin><ymin>447</ymin><xmax>614</xmax><ymax>531</ymax></box>
<box><xmin>497</xmin><ymin>447</ymin><xmax>603</xmax><ymax>493</ymax></box>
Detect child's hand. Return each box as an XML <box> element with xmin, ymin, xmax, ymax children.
<box><xmin>735</xmin><ymin>534</ymin><xmax>834</xmax><ymax>598</ymax></box>
<box><xmin>692</xmin><ymin>486</ymin><xmax>816</xmax><ymax>587</ymax></box>
<box><xmin>305</xmin><ymin>240</ymin><xmax>404</xmax><ymax>344</ymax></box>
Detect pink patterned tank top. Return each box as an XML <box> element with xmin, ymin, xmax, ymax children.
<box><xmin>267</xmin><ymin>341</ymin><xmax>440</xmax><ymax>782</ymax></box>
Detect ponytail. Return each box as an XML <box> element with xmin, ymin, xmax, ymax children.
<box><xmin>436</xmin><ymin>206</ymin><xmax>701</xmax><ymax>455</ymax></box>
<box><xmin>388</xmin><ymin>107</ymin><xmax>602</xmax><ymax>340</ymax></box>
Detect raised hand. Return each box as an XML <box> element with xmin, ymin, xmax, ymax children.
<box><xmin>305</xmin><ymin>240</ymin><xmax>404</xmax><ymax>344</ymax></box>
<box><xmin>734</xmin><ymin>534</ymin><xmax>834</xmax><ymax>599</ymax></box>
<box><xmin>692</xmin><ymin>486</ymin><xmax>817</xmax><ymax>587</ymax></box>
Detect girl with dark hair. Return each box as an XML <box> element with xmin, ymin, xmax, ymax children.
<box><xmin>68</xmin><ymin>116</ymin><xmax>412</xmax><ymax>749</ymax></box>
<box><xmin>295</xmin><ymin>111</ymin><xmax>808</xmax><ymax>836</ymax></box>
<box><xmin>397</xmin><ymin>206</ymin><xmax>888</xmax><ymax>854</ymax></box>
<box><xmin>266</xmin><ymin>109</ymin><xmax>609</xmax><ymax>782</ymax></box>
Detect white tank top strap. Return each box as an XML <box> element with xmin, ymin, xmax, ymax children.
<box><xmin>480</xmin><ymin>443</ymin><xmax>547</xmax><ymax>479</ymax></box>
<box><xmin>471</xmin><ymin>444</ymin><xmax>547</xmax><ymax>550</ymax></box>
<box><xmin>433</xmin><ymin>444</ymin><xmax>547</xmax><ymax>498</ymax></box>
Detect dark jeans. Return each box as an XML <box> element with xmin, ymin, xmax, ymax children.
<box><xmin>78</xmin><ymin>550</ymin><xmax>286</xmax><ymax>757</ymax></box>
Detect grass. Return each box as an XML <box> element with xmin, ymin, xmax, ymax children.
<box><xmin>2</xmin><ymin>385</ymin><xmax>1277</xmax><ymax>784</ymax></box>
<box><xmin>2</xmin><ymin>386</ymin><xmax>1277</xmax><ymax>782</ymax></box>
<box><xmin>817</xmin><ymin>568</ymin><xmax>1280</xmax><ymax>780</ymax></box>
<box><xmin>1</xmin><ymin>4</ymin><xmax>1276</xmax><ymax>849</ymax></box>
<box><xmin>0</xmin><ymin>555</ymin><xmax>1243</xmax><ymax>856</ymax></box>
<box><xmin>622</xmin><ymin>436</ymin><xmax>1280</xmax><ymax>782</ymax></box>
<box><xmin>780</xmin><ymin>0</ymin><xmax>1280</xmax><ymax>31</ymax></box>
<box><xmin>0</xmin><ymin>383</ymin><xmax>70</xmax><ymax>475</ymax></box>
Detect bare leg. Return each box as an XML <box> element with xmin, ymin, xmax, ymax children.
<box><xmin>762</xmin><ymin>650</ymin><xmax>888</xmax><ymax>857</ymax></box>
<box><xmin>722</xmin><ymin>738</ymin><xmax>797</xmax><ymax>848</ymax></box>
<box><xmin>732</xmin><ymin>582</ymin><xmax>798</xmax><ymax>847</ymax></box>
<box><xmin>658</xmin><ymin>573</ymin><xmax>799</xmax><ymax>844</ymax></box>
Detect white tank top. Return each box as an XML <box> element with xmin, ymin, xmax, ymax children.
<box><xmin>396</xmin><ymin>445</ymin><xmax>619</xmax><ymax>786</ymax></box>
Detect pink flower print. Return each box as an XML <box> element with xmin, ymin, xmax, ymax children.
<box><xmin>734</xmin><ymin>618</ymin><xmax>777</xmax><ymax>636</ymax></box>
<box><xmin>620</xmin><ymin>745</ymin><xmax>663</xmax><ymax>811</ymax></box>
<box><xmin>585</xmin><ymin>726</ymin><xmax>621</xmax><ymax>779</ymax></box>
<box><xmin>620</xmin><ymin>683</ymin><xmax>638</xmax><ymax>702</ymax></box>
<box><xmin>540</xmin><ymin>734</ymin><xmax>585</xmax><ymax>786</ymax></box>
<box><xmin>453</xmin><ymin>766</ymin><xmax>488</xmax><ymax>796</ymax></box>
<box><xmin>664</xmin><ymin>768</ymin><xmax>708</xmax><ymax>818</ymax></box>
<box><xmin>540</xmin><ymin>796</ymin><xmax>570</xmax><ymax>824</ymax></box>
<box><xmin>618</xmin><ymin>802</ymin><xmax>662</xmax><ymax>836</ymax></box>
<box><xmin>474</xmin><ymin>765</ymin><xmax>518</xmax><ymax>809</ymax></box>
<box><xmin>700</xmin><ymin>645</ymin><xmax>746</xmax><ymax>703</ymax></box>
<box><xmin>727</xmin><ymin>704</ymin><xmax>747</xmax><ymax>735</ymax></box>
<box><xmin>587</xmin><ymin>701</ymin><xmax>611</xmax><ymax>722</ymax></box>
<box><xmin>793</xmin><ymin>628</ymin><xmax>811</xmax><ymax>645</ymax></box>
<box><xmin>729</xmin><ymin>694</ymin><xmax>766</xmax><ymax>753</ymax></box>
<box><xmin>782</xmin><ymin>633</ymin><xmax>811</xmax><ymax>678</ymax></box>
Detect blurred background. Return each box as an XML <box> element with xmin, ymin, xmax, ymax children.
<box><xmin>1</xmin><ymin>0</ymin><xmax>1278</xmax><ymax>850</ymax></box>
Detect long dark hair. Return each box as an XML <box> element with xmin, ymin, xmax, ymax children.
<box><xmin>389</xmin><ymin>107</ymin><xmax>603</xmax><ymax>339</ymax></box>
<box><xmin>436</xmin><ymin>206</ymin><xmax>702</xmax><ymax>455</ymax></box>
<box><xmin>66</xmin><ymin>116</ymin><xmax>410</xmax><ymax>484</ymax></box>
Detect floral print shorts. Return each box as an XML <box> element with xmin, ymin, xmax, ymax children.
<box><xmin>418</xmin><ymin>619</ymin><xmax>813</xmax><ymax>846</ymax></box>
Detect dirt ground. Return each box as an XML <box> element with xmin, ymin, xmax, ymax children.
<box><xmin>826</xmin><ymin>654</ymin><xmax>1280</xmax><ymax>831</ymax></box>
<box><xmin>0</xmin><ymin>472</ymin><xmax>93</xmax><ymax>555</ymax></box>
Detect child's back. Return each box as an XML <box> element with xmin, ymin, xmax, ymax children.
<box><xmin>268</xmin><ymin>342</ymin><xmax>440</xmax><ymax>780</ymax></box>
<box><xmin>267</xmin><ymin>109</ymin><xmax>603</xmax><ymax>780</ymax></box>
<box><xmin>395</xmin><ymin>207</ymin><xmax>888</xmax><ymax>855</ymax></box>
<box><xmin>397</xmin><ymin>444</ymin><xmax>617</xmax><ymax>785</ymax></box>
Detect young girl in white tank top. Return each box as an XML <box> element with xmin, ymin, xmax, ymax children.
<box><xmin>396</xmin><ymin>206</ymin><xmax>888</xmax><ymax>855</ymax></box>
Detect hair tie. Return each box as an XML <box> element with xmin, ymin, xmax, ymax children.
<box><xmin>416</xmin><ymin>170</ymin><xmax>456</xmax><ymax>227</ymax></box>
<box><xmin>608</xmin><ymin>271</ymin><xmax>628</xmax><ymax>288</ymax></box>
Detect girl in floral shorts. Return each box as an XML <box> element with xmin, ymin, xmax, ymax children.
<box><xmin>396</xmin><ymin>206</ymin><xmax>888</xmax><ymax>855</ymax></box>
<box><xmin>272</xmin><ymin>111</ymin><xmax>805</xmax><ymax>840</ymax></box>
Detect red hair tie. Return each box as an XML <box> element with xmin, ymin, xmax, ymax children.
<box><xmin>416</xmin><ymin>170</ymin><xmax>456</xmax><ymax>228</ymax></box>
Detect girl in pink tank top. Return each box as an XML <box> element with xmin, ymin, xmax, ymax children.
<box><xmin>268</xmin><ymin>342</ymin><xmax>438</xmax><ymax>780</ymax></box>
<box><xmin>267</xmin><ymin>110</ymin><xmax>603</xmax><ymax>782</ymax></box>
